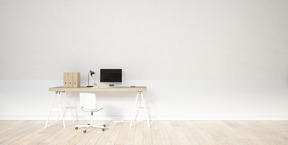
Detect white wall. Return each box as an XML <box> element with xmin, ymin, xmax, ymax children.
<box><xmin>0</xmin><ymin>0</ymin><xmax>288</xmax><ymax>120</ymax></box>
<box><xmin>1</xmin><ymin>80</ymin><xmax>288</xmax><ymax>120</ymax></box>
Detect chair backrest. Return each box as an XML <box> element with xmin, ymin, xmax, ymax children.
<box><xmin>79</xmin><ymin>93</ymin><xmax>97</xmax><ymax>109</ymax></box>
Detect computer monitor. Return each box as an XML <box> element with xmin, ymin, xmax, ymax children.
<box><xmin>100</xmin><ymin>69</ymin><xmax>122</xmax><ymax>86</ymax></box>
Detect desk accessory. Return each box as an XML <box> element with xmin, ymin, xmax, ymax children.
<box><xmin>72</xmin><ymin>72</ymin><xmax>80</xmax><ymax>87</ymax></box>
<box><xmin>64</xmin><ymin>72</ymin><xmax>68</xmax><ymax>87</ymax></box>
<box><xmin>87</xmin><ymin>70</ymin><xmax>95</xmax><ymax>87</ymax></box>
<box><xmin>100</xmin><ymin>69</ymin><xmax>122</xmax><ymax>87</ymax></box>
<box><xmin>64</xmin><ymin>72</ymin><xmax>80</xmax><ymax>88</ymax></box>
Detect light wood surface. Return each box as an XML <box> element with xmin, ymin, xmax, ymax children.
<box><xmin>49</xmin><ymin>86</ymin><xmax>147</xmax><ymax>92</ymax></box>
<box><xmin>72</xmin><ymin>72</ymin><xmax>80</xmax><ymax>88</ymax></box>
<box><xmin>63</xmin><ymin>72</ymin><xmax>68</xmax><ymax>87</ymax></box>
<box><xmin>1</xmin><ymin>120</ymin><xmax>288</xmax><ymax>145</ymax></box>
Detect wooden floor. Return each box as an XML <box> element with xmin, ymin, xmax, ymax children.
<box><xmin>0</xmin><ymin>120</ymin><xmax>288</xmax><ymax>145</ymax></box>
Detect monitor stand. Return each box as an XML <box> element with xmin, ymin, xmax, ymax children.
<box><xmin>109</xmin><ymin>84</ymin><xmax>114</xmax><ymax>87</ymax></box>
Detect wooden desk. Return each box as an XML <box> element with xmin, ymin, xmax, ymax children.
<box><xmin>45</xmin><ymin>86</ymin><xmax>150</xmax><ymax>128</ymax></box>
<box><xmin>49</xmin><ymin>86</ymin><xmax>147</xmax><ymax>92</ymax></box>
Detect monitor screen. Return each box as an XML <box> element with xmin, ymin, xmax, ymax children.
<box><xmin>100</xmin><ymin>69</ymin><xmax>122</xmax><ymax>82</ymax></box>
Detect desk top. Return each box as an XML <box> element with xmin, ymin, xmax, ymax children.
<box><xmin>49</xmin><ymin>86</ymin><xmax>147</xmax><ymax>92</ymax></box>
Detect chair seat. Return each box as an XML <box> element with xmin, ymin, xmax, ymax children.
<box><xmin>81</xmin><ymin>107</ymin><xmax>103</xmax><ymax>112</ymax></box>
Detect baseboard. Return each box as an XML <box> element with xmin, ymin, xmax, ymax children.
<box><xmin>150</xmin><ymin>115</ymin><xmax>288</xmax><ymax>120</ymax></box>
<box><xmin>1</xmin><ymin>115</ymin><xmax>288</xmax><ymax>120</ymax></box>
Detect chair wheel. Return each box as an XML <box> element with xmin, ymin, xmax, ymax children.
<box><xmin>75</xmin><ymin>127</ymin><xmax>78</xmax><ymax>130</ymax></box>
<box><xmin>103</xmin><ymin>124</ymin><xmax>106</xmax><ymax>127</ymax></box>
<box><xmin>83</xmin><ymin>130</ymin><xmax>87</xmax><ymax>133</ymax></box>
<box><xmin>102</xmin><ymin>128</ymin><xmax>104</xmax><ymax>131</ymax></box>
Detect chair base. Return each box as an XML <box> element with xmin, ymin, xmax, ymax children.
<box><xmin>75</xmin><ymin>123</ymin><xmax>106</xmax><ymax>133</ymax></box>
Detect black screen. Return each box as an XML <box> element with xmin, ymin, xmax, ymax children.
<box><xmin>100</xmin><ymin>69</ymin><xmax>122</xmax><ymax>82</ymax></box>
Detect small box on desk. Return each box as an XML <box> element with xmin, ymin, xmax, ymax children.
<box><xmin>64</xmin><ymin>72</ymin><xmax>80</xmax><ymax>88</ymax></box>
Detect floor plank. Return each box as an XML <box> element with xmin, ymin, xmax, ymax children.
<box><xmin>114</xmin><ymin>121</ymin><xmax>130</xmax><ymax>145</ymax></box>
<box><xmin>0</xmin><ymin>120</ymin><xmax>288</xmax><ymax>145</ymax></box>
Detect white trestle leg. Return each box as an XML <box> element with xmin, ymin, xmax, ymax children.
<box><xmin>64</xmin><ymin>93</ymin><xmax>76</xmax><ymax>122</ymax></box>
<box><xmin>45</xmin><ymin>91</ymin><xmax>66</xmax><ymax>128</ymax></box>
<box><xmin>141</xmin><ymin>92</ymin><xmax>150</xmax><ymax>128</ymax></box>
<box><xmin>57</xmin><ymin>93</ymin><xmax>66</xmax><ymax>128</ymax></box>
<box><xmin>45</xmin><ymin>93</ymin><xmax>56</xmax><ymax>128</ymax></box>
<box><xmin>130</xmin><ymin>91</ymin><xmax>150</xmax><ymax>128</ymax></box>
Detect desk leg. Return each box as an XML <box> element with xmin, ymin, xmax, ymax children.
<box><xmin>64</xmin><ymin>92</ymin><xmax>75</xmax><ymax>122</ymax></box>
<box><xmin>57</xmin><ymin>92</ymin><xmax>66</xmax><ymax>128</ymax></box>
<box><xmin>130</xmin><ymin>92</ymin><xmax>139</xmax><ymax>128</ymax></box>
<box><xmin>45</xmin><ymin>91</ymin><xmax>66</xmax><ymax>128</ymax></box>
<box><xmin>130</xmin><ymin>91</ymin><xmax>150</xmax><ymax>128</ymax></box>
<box><xmin>141</xmin><ymin>92</ymin><xmax>150</xmax><ymax>128</ymax></box>
<box><xmin>45</xmin><ymin>92</ymin><xmax>56</xmax><ymax>128</ymax></box>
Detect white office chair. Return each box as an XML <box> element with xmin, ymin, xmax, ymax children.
<box><xmin>75</xmin><ymin>93</ymin><xmax>106</xmax><ymax>133</ymax></box>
